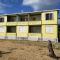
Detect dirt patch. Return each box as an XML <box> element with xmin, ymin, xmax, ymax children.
<box><xmin>0</xmin><ymin>40</ymin><xmax>59</xmax><ymax>60</ymax></box>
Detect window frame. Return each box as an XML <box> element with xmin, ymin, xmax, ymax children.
<box><xmin>46</xmin><ymin>13</ymin><xmax>53</xmax><ymax>20</ymax></box>
<box><xmin>0</xmin><ymin>17</ymin><xmax>4</xmax><ymax>22</ymax></box>
<box><xmin>29</xmin><ymin>25</ymin><xmax>41</xmax><ymax>33</ymax></box>
<box><xmin>45</xmin><ymin>25</ymin><xmax>54</xmax><ymax>33</ymax></box>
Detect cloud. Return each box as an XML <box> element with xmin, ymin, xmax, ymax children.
<box><xmin>23</xmin><ymin>0</ymin><xmax>40</xmax><ymax>11</ymax></box>
<box><xmin>23</xmin><ymin>0</ymin><xmax>39</xmax><ymax>5</ymax></box>
<box><xmin>23</xmin><ymin>0</ymin><xmax>60</xmax><ymax>11</ymax></box>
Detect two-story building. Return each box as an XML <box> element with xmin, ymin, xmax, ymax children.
<box><xmin>0</xmin><ymin>9</ymin><xmax>59</xmax><ymax>42</ymax></box>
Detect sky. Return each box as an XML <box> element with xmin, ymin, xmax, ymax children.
<box><xmin>0</xmin><ymin>0</ymin><xmax>60</xmax><ymax>14</ymax></box>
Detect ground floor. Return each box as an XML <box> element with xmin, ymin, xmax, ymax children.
<box><xmin>0</xmin><ymin>24</ymin><xmax>59</xmax><ymax>42</ymax></box>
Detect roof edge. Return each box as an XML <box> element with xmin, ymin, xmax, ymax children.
<box><xmin>0</xmin><ymin>9</ymin><xmax>60</xmax><ymax>16</ymax></box>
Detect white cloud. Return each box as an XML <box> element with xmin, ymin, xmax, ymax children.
<box><xmin>23</xmin><ymin>0</ymin><xmax>40</xmax><ymax>11</ymax></box>
<box><xmin>23</xmin><ymin>0</ymin><xmax>40</xmax><ymax>5</ymax></box>
<box><xmin>32</xmin><ymin>5</ymin><xmax>39</xmax><ymax>11</ymax></box>
<box><xmin>22</xmin><ymin>0</ymin><xmax>45</xmax><ymax>11</ymax></box>
<box><xmin>23</xmin><ymin>0</ymin><xmax>60</xmax><ymax>11</ymax></box>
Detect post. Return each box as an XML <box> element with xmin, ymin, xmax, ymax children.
<box><xmin>48</xmin><ymin>40</ymin><xmax>56</xmax><ymax>58</ymax></box>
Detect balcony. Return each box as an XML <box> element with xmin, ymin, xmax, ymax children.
<box><xmin>28</xmin><ymin>21</ymin><xmax>41</xmax><ymax>25</ymax></box>
<box><xmin>7</xmin><ymin>22</ymin><xmax>17</xmax><ymax>26</ymax></box>
<box><xmin>17</xmin><ymin>22</ymin><xmax>28</xmax><ymax>25</ymax></box>
<box><xmin>28</xmin><ymin>13</ymin><xmax>41</xmax><ymax>25</ymax></box>
<box><xmin>17</xmin><ymin>15</ymin><xmax>28</xmax><ymax>25</ymax></box>
<box><xmin>7</xmin><ymin>15</ymin><xmax>17</xmax><ymax>26</ymax></box>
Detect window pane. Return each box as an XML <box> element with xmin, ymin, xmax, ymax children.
<box><xmin>19</xmin><ymin>26</ymin><xmax>28</xmax><ymax>32</ymax></box>
<box><xmin>50</xmin><ymin>13</ymin><xmax>53</xmax><ymax>20</ymax></box>
<box><xmin>0</xmin><ymin>18</ymin><xmax>4</xmax><ymax>22</ymax></box>
<box><xmin>46</xmin><ymin>25</ymin><xmax>53</xmax><ymax>33</ymax></box>
<box><xmin>46</xmin><ymin>13</ymin><xmax>53</xmax><ymax>20</ymax></box>
<box><xmin>46</xmin><ymin>14</ymin><xmax>49</xmax><ymax>20</ymax></box>
<box><xmin>0</xmin><ymin>26</ymin><xmax>6</xmax><ymax>32</ymax></box>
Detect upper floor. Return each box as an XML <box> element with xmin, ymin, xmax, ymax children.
<box><xmin>0</xmin><ymin>10</ymin><xmax>58</xmax><ymax>26</ymax></box>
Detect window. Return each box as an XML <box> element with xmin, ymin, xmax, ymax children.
<box><xmin>29</xmin><ymin>25</ymin><xmax>41</xmax><ymax>33</ymax></box>
<box><xmin>0</xmin><ymin>26</ymin><xmax>6</xmax><ymax>32</ymax></box>
<box><xmin>7</xmin><ymin>26</ymin><xmax>16</xmax><ymax>33</ymax></box>
<box><xmin>30</xmin><ymin>14</ymin><xmax>41</xmax><ymax>21</ymax></box>
<box><xmin>46</xmin><ymin>25</ymin><xmax>53</xmax><ymax>33</ymax></box>
<box><xmin>46</xmin><ymin>13</ymin><xmax>53</xmax><ymax>20</ymax></box>
<box><xmin>7</xmin><ymin>16</ymin><xmax>16</xmax><ymax>22</ymax></box>
<box><xmin>18</xmin><ymin>26</ymin><xmax>28</xmax><ymax>32</ymax></box>
<box><xmin>0</xmin><ymin>18</ymin><xmax>4</xmax><ymax>22</ymax></box>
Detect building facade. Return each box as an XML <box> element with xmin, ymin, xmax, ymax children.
<box><xmin>0</xmin><ymin>10</ymin><xmax>59</xmax><ymax>42</ymax></box>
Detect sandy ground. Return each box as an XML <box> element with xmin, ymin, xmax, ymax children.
<box><xmin>0</xmin><ymin>40</ymin><xmax>59</xmax><ymax>60</ymax></box>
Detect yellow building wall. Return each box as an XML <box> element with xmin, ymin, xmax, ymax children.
<box><xmin>28</xmin><ymin>21</ymin><xmax>41</xmax><ymax>25</ymax></box>
<box><xmin>7</xmin><ymin>22</ymin><xmax>17</xmax><ymax>26</ymax></box>
<box><xmin>0</xmin><ymin>26</ymin><xmax>6</xmax><ymax>36</ymax></box>
<box><xmin>17</xmin><ymin>26</ymin><xmax>28</xmax><ymax>37</ymax></box>
<box><xmin>17</xmin><ymin>22</ymin><xmax>28</xmax><ymax>25</ymax></box>
<box><xmin>0</xmin><ymin>10</ymin><xmax>58</xmax><ymax>41</ymax></box>
<box><xmin>28</xmin><ymin>33</ymin><xmax>41</xmax><ymax>38</ymax></box>
<box><xmin>42</xmin><ymin>25</ymin><xmax>57</xmax><ymax>39</ymax></box>
<box><xmin>6</xmin><ymin>33</ymin><xmax>16</xmax><ymax>36</ymax></box>
<box><xmin>42</xmin><ymin>11</ymin><xmax>58</xmax><ymax>24</ymax></box>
